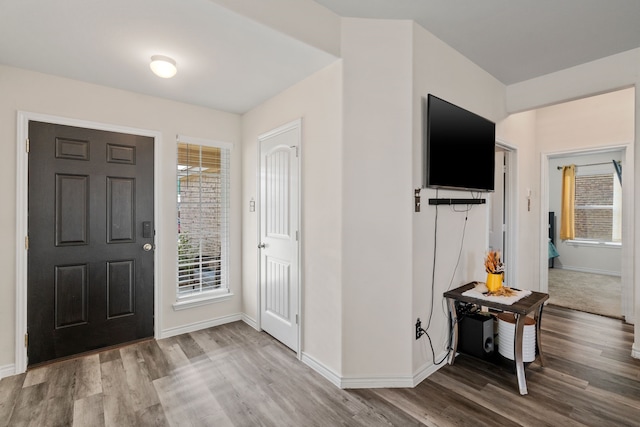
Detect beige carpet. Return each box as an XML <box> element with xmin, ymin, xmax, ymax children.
<box><xmin>547</xmin><ymin>268</ymin><xmax>622</xmax><ymax>319</ymax></box>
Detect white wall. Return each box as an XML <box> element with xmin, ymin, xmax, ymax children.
<box><xmin>496</xmin><ymin>110</ymin><xmax>540</xmax><ymax>291</ymax></box>
<box><xmin>241</xmin><ymin>62</ymin><xmax>343</xmax><ymax>375</ymax></box>
<box><xmin>411</xmin><ymin>23</ymin><xmax>507</xmax><ymax>375</ymax></box>
<box><xmin>0</xmin><ymin>65</ymin><xmax>242</xmax><ymax>371</ymax></box>
<box><xmin>340</xmin><ymin>18</ymin><xmax>414</xmax><ymax>382</ymax></box>
<box><xmin>243</xmin><ymin>18</ymin><xmax>511</xmax><ymax>385</ymax></box>
<box><xmin>505</xmin><ymin>50</ymin><xmax>640</xmax><ymax>354</ymax></box>
<box><xmin>539</xmin><ymin>89</ymin><xmax>634</xmax><ymax>276</ymax></box>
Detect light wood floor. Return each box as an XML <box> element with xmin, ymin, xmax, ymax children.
<box><xmin>1</xmin><ymin>305</ymin><xmax>638</xmax><ymax>426</ymax></box>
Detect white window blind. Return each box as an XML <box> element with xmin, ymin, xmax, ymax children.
<box><xmin>176</xmin><ymin>138</ymin><xmax>230</xmax><ymax>298</ymax></box>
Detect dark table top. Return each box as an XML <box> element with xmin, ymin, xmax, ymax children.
<box><xmin>444</xmin><ymin>282</ymin><xmax>549</xmax><ymax>315</ymax></box>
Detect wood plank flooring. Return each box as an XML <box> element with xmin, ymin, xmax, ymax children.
<box><xmin>1</xmin><ymin>305</ymin><xmax>638</xmax><ymax>426</ymax></box>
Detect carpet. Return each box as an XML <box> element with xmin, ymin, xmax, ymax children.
<box><xmin>547</xmin><ymin>268</ymin><xmax>622</xmax><ymax>319</ymax></box>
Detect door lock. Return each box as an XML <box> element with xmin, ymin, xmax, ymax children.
<box><xmin>143</xmin><ymin>243</ymin><xmax>153</xmax><ymax>251</ymax></box>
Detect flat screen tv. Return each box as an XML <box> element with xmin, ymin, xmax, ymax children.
<box><xmin>424</xmin><ymin>94</ymin><xmax>496</xmax><ymax>192</ymax></box>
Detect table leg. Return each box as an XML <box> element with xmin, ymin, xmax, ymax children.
<box><xmin>447</xmin><ymin>298</ymin><xmax>458</xmax><ymax>365</ymax></box>
<box><xmin>513</xmin><ymin>313</ymin><xmax>528</xmax><ymax>395</ymax></box>
<box><xmin>534</xmin><ymin>304</ymin><xmax>545</xmax><ymax>366</ymax></box>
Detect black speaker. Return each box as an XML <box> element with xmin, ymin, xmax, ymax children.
<box><xmin>458</xmin><ymin>313</ymin><xmax>494</xmax><ymax>359</ymax></box>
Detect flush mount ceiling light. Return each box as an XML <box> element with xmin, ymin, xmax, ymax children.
<box><xmin>150</xmin><ymin>55</ymin><xmax>177</xmax><ymax>78</ymax></box>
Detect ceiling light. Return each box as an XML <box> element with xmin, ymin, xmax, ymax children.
<box><xmin>150</xmin><ymin>55</ymin><xmax>177</xmax><ymax>78</ymax></box>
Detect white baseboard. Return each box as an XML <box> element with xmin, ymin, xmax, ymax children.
<box><xmin>553</xmin><ymin>265</ymin><xmax>621</xmax><ymax>277</ymax></box>
<box><xmin>301</xmin><ymin>351</ymin><xmax>448</xmax><ymax>389</ymax></box>
<box><xmin>241</xmin><ymin>314</ymin><xmax>259</xmax><ymax>331</ymax></box>
<box><xmin>160</xmin><ymin>313</ymin><xmax>243</xmax><ymax>339</ymax></box>
<box><xmin>301</xmin><ymin>352</ymin><xmax>342</xmax><ymax>388</ymax></box>
<box><xmin>0</xmin><ymin>364</ymin><xmax>16</xmax><ymax>380</ymax></box>
<box><xmin>632</xmin><ymin>343</ymin><xmax>640</xmax><ymax>359</ymax></box>
<box><xmin>412</xmin><ymin>352</ymin><xmax>449</xmax><ymax>386</ymax></box>
<box><xmin>340</xmin><ymin>375</ymin><xmax>415</xmax><ymax>389</ymax></box>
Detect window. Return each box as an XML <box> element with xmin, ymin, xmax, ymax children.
<box><xmin>574</xmin><ymin>171</ymin><xmax>621</xmax><ymax>243</ymax></box>
<box><xmin>176</xmin><ymin>137</ymin><xmax>231</xmax><ymax>304</ymax></box>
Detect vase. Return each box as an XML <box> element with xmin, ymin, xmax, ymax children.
<box><xmin>486</xmin><ymin>272</ymin><xmax>503</xmax><ymax>293</ymax></box>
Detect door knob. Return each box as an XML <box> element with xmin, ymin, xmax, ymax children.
<box><xmin>143</xmin><ymin>243</ymin><xmax>153</xmax><ymax>251</ymax></box>
<box><xmin>258</xmin><ymin>243</ymin><xmax>266</xmax><ymax>249</ymax></box>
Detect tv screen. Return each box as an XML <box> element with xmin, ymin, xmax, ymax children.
<box><xmin>425</xmin><ymin>94</ymin><xmax>495</xmax><ymax>192</ymax></box>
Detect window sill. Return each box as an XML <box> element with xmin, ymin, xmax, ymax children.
<box><xmin>564</xmin><ymin>240</ymin><xmax>621</xmax><ymax>249</ymax></box>
<box><xmin>172</xmin><ymin>291</ymin><xmax>234</xmax><ymax>311</ymax></box>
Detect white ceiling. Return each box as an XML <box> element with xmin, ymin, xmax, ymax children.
<box><xmin>0</xmin><ymin>0</ymin><xmax>336</xmax><ymax>114</ymax></box>
<box><xmin>1</xmin><ymin>0</ymin><xmax>639</xmax><ymax>114</ymax></box>
<box><xmin>313</xmin><ymin>0</ymin><xmax>640</xmax><ymax>84</ymax></box>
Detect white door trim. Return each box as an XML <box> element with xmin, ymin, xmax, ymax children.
<box><xmin>495</xmin><ymin>139</ymin><xmax>518</xmax><ymax>287</ymax></box>
<box><xmin>257</xmin><ymin>118</ymin><xmax>302</xmax><ymax>358</ymax></box>
<box><xmin>15</xmin><ymin>111</ymin><xmax>163</xmax><ymax>374</ymax></box>
<box><xmin>540</xmin><ymin>143</ymin><xmax>634</xmax><ymax>322</ymax></box>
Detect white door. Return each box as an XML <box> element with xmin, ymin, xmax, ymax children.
<box><xmin>259</xmin><ymin>121</ymin><xmax>300</xmax><ymax>352</ymax></box>
<box><xmin>490</xmin><ymin>150</ymin><xmax>505</xmax><ymax>253</ymax></box>
<box><xmin>490</xmin><ymin>149</ymin><xmax>507</xmax><ymax>280</ymax></box>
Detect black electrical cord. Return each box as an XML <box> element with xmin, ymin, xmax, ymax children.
<box><xmin>447</xmin><ymin>207</ymin><xmax>470</xmax><ymax>291</ymax></box>
<box><xmin>423</xmin><ymin>190</ymin><xmax>474</xmax><ymax>365</ymax></box>
<box><xmin>425</xmin><ymin>189</ymin><xmax>439</xmax><ymax>331</ymax></box>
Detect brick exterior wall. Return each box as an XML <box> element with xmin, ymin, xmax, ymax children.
<box><xmin>177</xmin><ymin>172</ymin><xmax>224</xmax><ymax>292</ymax></box>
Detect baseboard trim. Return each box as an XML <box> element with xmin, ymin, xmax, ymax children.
<box><xmin>301</xmin><ymin>352</ymin><xmax>342</xmax><ymax>388</ymax></box>
<box><xmin>632</xmin><ymin>343</ymin><xmax>640</xmax><ymax>359</ymax></box>
<box><xmin>340</xmin><ymin>375</ymin><xmax>415</xmax><ymax>389</ymax></box>
<box><xmin>301</xmin><ymin>351</ymin><xmax>448</xmax><ymax>389</ymax></box>
<box><xmin>340</xmin><ymin>358</ymin><xmax>448</xmax><ymax>389</ymax></box>
<box><xmin>160</xmin><ymin>313</ymin><xmax>243</xmax><ymax>339</ymax></box>
<box><xmin>412</xmin><ymin>352</ymin><xmax>449</xmax><ymax>386</ymax></box>
<box><xmin>553</xmin><ymin>266</ymin><xmax>621</xmax><ymax>277</ymax></box>
<box><xmin>0</xmin><ymin>364</ymin><xmax>16</xmax><ymax>380</ymax></box>
<box><xmin>241</xmin><ymin>314</ymin><xmax>259</xmax><ymax>331</ymax></box>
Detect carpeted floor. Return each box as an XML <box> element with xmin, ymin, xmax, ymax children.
<box><xmin>547</xmin><ymin>268</ymin><xmax>622</xmax><ymax>319</ymax></box>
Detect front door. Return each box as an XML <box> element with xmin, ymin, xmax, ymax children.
<box><xmin>259</xmin><ymin>121</ymin><xmax>300</xmax><ymax>352</ymax></box>
<box><xmin>27</xmin><ymin>121</ymin><xmax>155</xmax><ymax>365</ymax></box>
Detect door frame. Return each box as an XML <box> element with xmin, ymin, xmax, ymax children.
<box><xmin>540</xmin><ymin>143</ymin><xmax>634</xmax><ymax>322</ymax></box>
<box><xmin>15</xmin><ymin>111</ymin><xmax>163</xmax><ymax>373</ymax></box>
<box><xmin>494</xmin><ymin>139</ymin><xmax>518</xmax><ymax>287</ymax></box>
<box><xmin>256</xmin><ymin>118</ymin><xmax>302</xmax><ymax>358</ymax></box>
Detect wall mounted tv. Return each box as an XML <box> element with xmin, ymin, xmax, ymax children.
<box><xmin>424</xmin><ymin>94</ymin><xmax>496</xmax><ymax>192</ymax></box>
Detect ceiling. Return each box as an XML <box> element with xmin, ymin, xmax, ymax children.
<box><xmin>314</xmin><ymin>0</ymin><xmax>640</xmax><ymax>85</ymax></box>
<box><xmin>1</xmin><ymin>0</ymin><xmax>639</xmax><ymax>114</ymax></box>
<box><xmin>0</xmin><ymin>0</ymin><xmax>336</xmax><ymax>114</ymax></box>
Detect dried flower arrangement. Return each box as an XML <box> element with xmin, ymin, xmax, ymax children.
<box><xmin>484</xmin><ymin>250</ymin><xmax>504</xmax><ymax>274</ymax></box>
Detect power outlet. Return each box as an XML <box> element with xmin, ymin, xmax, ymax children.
<box><xmin>415</xmin><ymin>318</ymin><xmax>425</xmax><ymax>340</ymax></box>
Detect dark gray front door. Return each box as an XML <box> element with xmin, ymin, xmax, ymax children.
<box><xmin>27</xmin><ymin>121</ymin><xmax>154</xmax><ymax>365</ymax></box>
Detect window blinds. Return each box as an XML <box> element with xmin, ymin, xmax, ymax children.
<box><xmin>177</xmin><ymin>141</ymin><xmax>230</xmax><ymax>297</ymax></box>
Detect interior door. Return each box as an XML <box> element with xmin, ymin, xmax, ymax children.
<box><xmin>259</xmin><ymin>122</ymin><xmax>300</xmax><ymax>352</ymax></box>
<box><xmin>490</xmin><ymin>150</ymin><xmax>506</xmax><ymax>276</ymax></box>
<box><xmin>27</xmin><ymin>121</ymin><xmax>154</xmax><ymax>365</ymax></box>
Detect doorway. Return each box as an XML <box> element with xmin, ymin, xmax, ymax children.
<box><xmin>27</xmin><ymin>121</ymin><xmax>155</xmax><ymax>365</ymax></box>
<box><xmin>546</xmin><ymin>149</ymin><xmax>625</xmax><ymax>319</ymax></box>
<box><xmin>534</xmin><ymin>88</ymin><xmax>635</xmax><ymax>323</ymax></box>
<box><xmin>490</xmin><ymin>142</ymin><xmax>516</xmax><ymax>286</ymax></box>
<box><xmin>258</xmin><ymin>120</ymin><xmax>301</xmax><ymax>353</ymax></box>
<box><xmin>15</xmin><ymin>112</ymin><xmax>161</xmax><ymax>373</ymax></box>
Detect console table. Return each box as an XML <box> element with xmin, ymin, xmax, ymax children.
<box><xmin>443</xmin><ymin>282</ymin><xmax>549</xmax><ymax>395</ymax></box>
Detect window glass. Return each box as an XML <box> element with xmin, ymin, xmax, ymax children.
<box><xmin>574</xmin><ymin>172</ymin><xmax>621</xmax><ymax>243</ymax></box>
<box><xmin>177</xmin><ymin>140</ymin><xmax>230</xmax><ymax>298</ymax></box>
